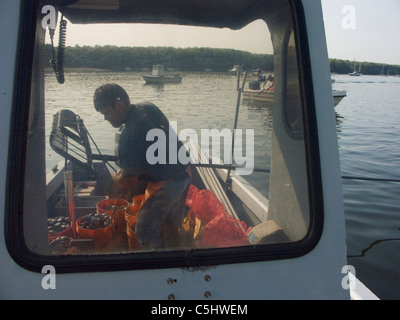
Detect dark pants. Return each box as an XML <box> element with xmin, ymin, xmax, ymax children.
<box><xmin>135</xmin><ymin>177</ymin><xmax>190</xmax><ymax>249</ymax></box>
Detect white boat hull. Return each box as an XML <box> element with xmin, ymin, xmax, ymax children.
<box><xmin>243</xmin><ymin>89</ymin><xmax>347</xmax><ymax>107</ymax></box>
<box><xmin>242</xmin><ymin>89</ymin><xmax>274</xmax><ymax>103</ymax></box>
<box><xmin>142</xmin><ymin>75</ymin><xmax>182</xmax><ymax>84</ymax></box>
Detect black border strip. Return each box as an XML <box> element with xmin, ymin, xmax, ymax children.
<box><xmin>289</xmin><ymin>0</ymin><xmax>325</xmax><ymax>250</ymax></box>
<box><xmin>5</xmin><ymin>0</ymin><xmax>324</xmax><ymax>274</ymax></box>
<box><xmin>4</xmin><ymin>1</ymin><xmax>39</xmax><ymax>268</ymax></box>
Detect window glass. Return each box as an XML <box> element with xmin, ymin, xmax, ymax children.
<box><xmin>21</xmin><ymin>0</ymin><xmax>314</xmax><ymax>266</ymax></box>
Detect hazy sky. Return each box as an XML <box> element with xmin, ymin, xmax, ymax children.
<box><xmin>54</xmin><ymin>0</ymin><xmax>400</xmax><ymax>65</ymax></box>
<box><xmin>321</xmin><ymin>0</ymin><xmax>400</xmax><ymax>65</ymax></box>
<box><xmin>55</xmin><ymin>19</ymin><xmax>273</xmax><ymax>54</ymax></box>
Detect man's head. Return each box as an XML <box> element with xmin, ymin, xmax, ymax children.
<box><xmin>93</xmin><ymin>83</ymin><xmax>131</xmax><ymax>128</ymax></box>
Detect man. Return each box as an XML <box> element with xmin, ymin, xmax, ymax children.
<box><xmin>93</xmin><ymin>83</ymin><xmax>190</xmax><ymax>250</ymax></box>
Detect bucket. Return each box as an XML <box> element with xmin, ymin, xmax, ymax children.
<box><xmin>132</xmin><ymin>194</ymin><xmax>145</xmax><ymax>207</ymax></box>
<box><xmin>126</xmin><ymin>215</ymin><xmax>141</xmax><ymax>250</ymax></box>
<box><xmin>97</xmin><ymin>198</ymin><xmax>129</xmax><ymax>248</ymax></box>
<box><xmin>49</xmin><ymin>236</ymin><xmax>75</xmax><ymax>255</ymax></box>
<box><xmin>48</xmin><ymin>216</ymin><xmax>74</xmax><ymax>242</ymax></box>
<box><xmin>76</xmin><ymin>214</ymin><xmax>113</xmax><ymax>251</ymax></box>
<box><xmin>125</xmin><ymin>205</ymin><xmax>140</xmax><ymax>224</ymax></box>
<box><xmin>48</xmin><ymin>225</ymin><xmax>74</xmax><ymax>242</ymax></box>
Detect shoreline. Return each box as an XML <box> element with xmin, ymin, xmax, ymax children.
<box><xmin>45</xmin><ymin>67</ymin><xmax>109</xmax><ymax>73</ymax></box>
<box><xmin>43</xmin><ymin>67</ymin><xmax>400</xmax><ymax>77</ymax></box>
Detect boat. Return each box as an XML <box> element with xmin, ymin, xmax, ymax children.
<box><xmin>242</xmin><ymin>88</ymin><xmax>274</xmax><ymax>103</ymax></box>
<box><xmin>0</xmin><ymin>0</ymin><xmax>379</xmax><ymax>300</ymax></box>
<box><xmin>142</xmin><ymin>65</ymin><xmax>182</xmax><ymax>84</ymax></box>
<box><xmin>229</xmin><ymin>65</ymin><xmax>242</xmax><ymax>74</ymax></box>
<box><xmin>332</xmin><ymin>90</ymin><xmax>347</xmax><ymax>106</ymax></box>
<box><xmin>243</xmin><ymin>88</ymin><xmax>347</xmax><ymax>107</ymax></box>
<box><xmin>349</xmin><ymin>70</ymin><xmax>361</xmax><ymax>76</ymax></box>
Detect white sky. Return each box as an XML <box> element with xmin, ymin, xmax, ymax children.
<box><xmin>321</xmin><ymin>0</ymin><xmax>400</xmax><ymax>65</ymax></box>
<box><xmin>51</xmin><ymin>0</ymin><xmax>400</xmax><ymax>65</ymax></box>
<box><xmin>54</xmin><ymin>20</ymin><xmax>273</xmax><ymax>55</ymax></box>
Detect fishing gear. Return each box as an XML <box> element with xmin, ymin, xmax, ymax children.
<box><xmin>49</xmin><ymin>109</ymin><xmax>118</xmax><ymax>177</ymax></box>
<box><xmin>49</xmin><ymin>14</ymin><xmax>67</xmax><ymax>84</ymax></box>
<box><xmin>348</xmin><ymin>238</ymin><xmax>400</xmax><ymax>258</ymax></box>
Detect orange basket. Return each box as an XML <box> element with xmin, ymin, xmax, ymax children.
<box><xmin>48</xmin><ymin>225</ymin><xmax>74</xmax><ymax>242</ymax></box>
<box><xmin>49</xmin><ymin>236</ymin><xmax>75</xmax><ymax>255</ymax></box>
<box><xmin>132</xmin><ymin>194</ymin><xmax>145</xmax><ymax>207</ymax></box>
<box><xmin>76</xmin><ymin>216</ymin><xmax>113</xmax><ymax>251</ymax></box>
<box><xmin>126</xmin><ymin>216</ymin><xmax>141</xmax><ymax>250</ymax></box>
<box><xmin>97</xmin><ymin>198</ymin><xmax>129</xmax><ymax>234</ymax></box>
<box><xmin>125</xmin><ymin>205</ymin><xmax>140</xmax><ymax>224</ymax></box>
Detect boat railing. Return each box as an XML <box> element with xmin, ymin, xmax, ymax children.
<box><xmin>226</xmin><ymin>69</ymin><xmax>248</xmax><ymax>185</ymax></box>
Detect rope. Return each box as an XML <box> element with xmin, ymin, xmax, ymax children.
<box><xmin>342</xmin><ymin>176</ymin><xmax>400</xmax><ymax>183</ymax></box>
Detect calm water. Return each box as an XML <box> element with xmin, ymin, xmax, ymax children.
<box><xmin>333</xmin><ymin>74</ymin><xmax>400</xmax><ymax>300</ymax></box>
<box><xmin>45</xmin><ymin>71</ymin><xmax>272</xmax><ymax>193</ymax></box>
<box><xmin>45</xmin><ymin>71</ymin><xmax>400</xmax><ymax>299</ymax></box>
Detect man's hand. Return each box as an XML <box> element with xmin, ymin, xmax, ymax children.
<box><xmin>112</xmin><ymin>169</ymin><xmax>138</xmax><ymax>188</ymax></box>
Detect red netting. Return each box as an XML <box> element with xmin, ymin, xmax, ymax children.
<box><xmin>185</xmin><ymin>184</ymin><xmax>249</xmax><ymax>247</ymax></box>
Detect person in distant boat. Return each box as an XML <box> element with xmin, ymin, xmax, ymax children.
<box><xmin>266</xmin><ymin>74</ymin><xmax>274</xmax><ymax>91</ymax></box>
<box><xmin>256</xmin><ymin>69</ymin><xmax>266</xmax><ymax>82</ymax></box>
<box><xmin>93</xmin><ymin>83</ymin><xmax>190</xmax><ymax>250</ymax></box>
<box><xmin>258</xmin><ymin>73</ymin><xmax>274</xmax><ymax>94</ymax></box>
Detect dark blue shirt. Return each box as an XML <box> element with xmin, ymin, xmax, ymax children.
<box><xmin>117</xmin><ymin>102</ymin><xmax>188</xmax><ymax>182</ymax></box>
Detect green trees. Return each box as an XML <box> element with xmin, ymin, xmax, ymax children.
<box><xmin>45</xmin><ymin>44</ymin><xmax>399</xmax><ymax>75</ymax></box>
<box><xmin>329</xmin><ymin>58</ymin><xmax>400</xmax><ymax>75</ymax></box>
<box><xmin>45</xmin><ymin>44</ymin><xmax>273</xmax><ymax>72</ymax></box>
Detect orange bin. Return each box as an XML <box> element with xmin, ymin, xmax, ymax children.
<box><xmin>126</xmin><ymin>215</ymin><xmax>141</xmax><ymax>250</ymax></box>
<box><xmin>48</xmin><ymin>225</ymin><xmax>74</xmax><ymax>243</ymax></box>
<box><xmin>97</xmin><ymin>198</ymin><xmax>129</xmax><ymax>241</ymax></box>
<box><xmin>49</xmin><ymin>236</ymin><xmax>75</xmax><ymax>255</ymax></box>
<box><xmin>125</xmin><ymin>205</ymin><xmax>140</xmax><ymax>224</ymax></box>
<box><xmin>132</xmin><ymin>194</ymin><xmax>145</xmax><ymax>207</ymax></box>
<box><xmin>76</xmin><ymin>216</ymin><xmax>113</xmax><ymax>251</ymax></box>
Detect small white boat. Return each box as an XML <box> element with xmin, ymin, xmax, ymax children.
<box><xmin>142</xmin><ymin>65</ymin><xmax>182</xmax><ymax>84</ymax></box>
<box><xmin>243</xmin><ymin>88</ymin><xmax>347</xmax><ymax>107</ymax></box>
<box><xmin>242</xmin><ymin>88</ymin><xmax>274</xmax><ymax>103</ymax></box>
<box><xmin>349</xmin><ymin>71</ymin><xmax>361</xmax><ymax>76</ymax></box>
<box><xmin>229</xmin><ymin>65</ymin><xmax>242</xmax><ymax>74</ymax></box>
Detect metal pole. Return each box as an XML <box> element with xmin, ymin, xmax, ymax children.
<box><xmin>192</xmin><ymin>163</ymin><xmax>270</xmax><ymax>173</ymax></box>
<box><xmin>226</xmin><ymin>69</ymin><xmax>247</xmax><ymax>185</ymax></box>
<box><xmin>64</xmin><ymin>170</ymin><xmax>76</xmax><ymax>238</ymax></box>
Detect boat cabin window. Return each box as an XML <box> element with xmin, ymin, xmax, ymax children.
<box><xmin>9</xmin><ymin>0</ymin><xmax>323</xmax><ymax>272</ymax></box>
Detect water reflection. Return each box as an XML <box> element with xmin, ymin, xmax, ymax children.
<box><xmin>143</xmin><ymin>82</ymin><xmax>164</xmax><ymax>92</ymax></box>
<box><xmin>335</xmin><ymin>112</ymin><xmax>344</xmax><ymax>134</ymax></box>
<box><xmin>242</xmin><ymin>99</ymin><xmax>274</xmax><ymax>131</ymax></box>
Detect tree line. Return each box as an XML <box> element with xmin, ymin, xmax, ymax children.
<box><xmin>330</xmin><ymin>58</ymin><xmax>400</xmax><ymax>76</ymax></box>
<box><xmin>45</xmin><ymin>44</ymin><xmax>400</xmax><ymax>75</ymax></box>
<box><xmin>45</xmin><ymin>44</ymin><xmax>273</xmax><ymax>72</ymax></box>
